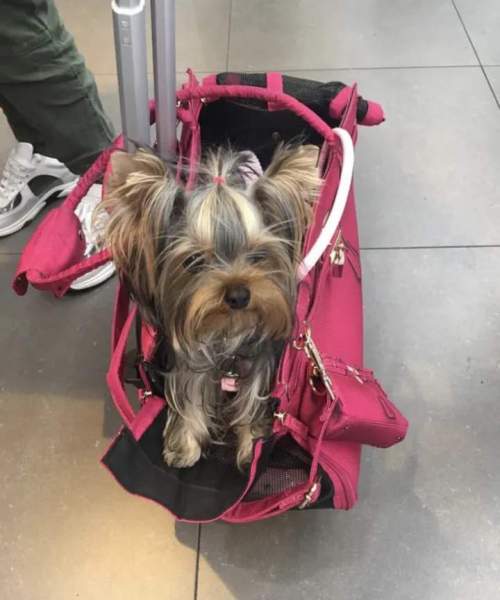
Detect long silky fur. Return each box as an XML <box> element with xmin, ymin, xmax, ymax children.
<box><xmin>99</xmin><ymin>149</ymin><xmax>184</xmax><ymax>327</ymax></box>
<box><xmin>251</xmin><ymin>144</ymin><xmax>320</xmax><ymax>263</ymax></box>
<box><xmin>100</xmin><ymin>145</ymin><xmax>320</xmax><ymax>469</ymax></box>
<box><xmin>162</xmin><ymin>336</ymin><xmax>277</xmax><ymax>467</ymax></box>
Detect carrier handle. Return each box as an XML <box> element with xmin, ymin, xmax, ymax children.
<box><xmin>177</xmin><ymin>85</ymin><xmax>354</xmax><ymax>279</ymax></box>
<box><xmin>176</xmin><ymin>84</ymin><xmax>337</xmax><ymax>144</ymax></box>
<box><xmin>297</xmin><ymin>127</ymin><xmax>354</xmax><ymax>281</ymax></box>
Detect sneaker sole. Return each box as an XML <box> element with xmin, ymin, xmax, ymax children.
<box><xmin>0</xmin><ymin>179</ymin><xmax>77</xmax><ymax>238</ymax></box>
<box><xmin>69</xmin><ymin>261</ymin><xmax>116</xmax><ymax>291</ymax></box>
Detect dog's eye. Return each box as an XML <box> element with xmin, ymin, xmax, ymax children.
<box><xmin>183</xmin><ymin>252</ymin><xmax>205</xmax><ymax>272</ymax></box>
<box><xmin>248</xmin><ymin>251</ymin><xmax>267</xmax><ymax>265</ymax></box>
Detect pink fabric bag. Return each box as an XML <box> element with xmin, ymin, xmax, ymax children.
<box><xmin>12</xmin><ymin>72</ymin><xmax>408</xmax><ymax>522</ymax></box>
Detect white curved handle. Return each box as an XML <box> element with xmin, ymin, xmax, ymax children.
<box><xmin>297</xmin><ymin>127</ymin><xmax>354</xmax><ymax>281</ymax></box>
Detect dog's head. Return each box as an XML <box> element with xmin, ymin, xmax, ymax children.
<box><xmin>102</xmin><ymin>145</ymin><xmax>320</xmax><ymax>357</ymax></box>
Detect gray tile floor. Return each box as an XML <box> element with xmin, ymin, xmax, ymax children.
<box><xmin>1</xmin><ymin>1</ymin><xmax>499</xmax><ymax>599</ymax></box>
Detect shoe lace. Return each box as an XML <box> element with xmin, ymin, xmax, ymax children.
<box><xmin>0</xmin><ymin>154</ymin><xmax>33</xmax><ymax>209</ymax></box>
<box><xmin>75</xmin><ymin>185</ymin><xmax>107</xmax><ymax>257</ymax></box>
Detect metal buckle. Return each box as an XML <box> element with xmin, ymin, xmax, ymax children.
<box><xmin>298</xmin><ymin>482</ymin><xmax>319</xmax><ymax>509</ymax></box>
<box><xmin>139</xmin><ymin>389</ymin><xmax>153</xmax><ymax>405</ymax></box>
<box><xmin>308</xmin><ymin>365</ymin><xmax>326</xmax><ymax>395</ymax></box>
<box><xmin>293</xmin><ymin>334</ymin><xmax>306</xmax><ymax>351</ymax></box>
<box><xmin>294</xmin><ymin>327</ymin><xmax>336</xmax><ymax>400</ymax></box>
<box><xmin>303</xmin><ymin>329</ymin><xmax>335</xmax><ymax>400</ymax></box>
<box><xmin>273</xmin><ymin>411</ymin><xmax>286</xmax><ymax>424</ymax></box>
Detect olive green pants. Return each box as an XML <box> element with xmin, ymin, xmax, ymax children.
<box><xmin>0</xmin><ymin>0</ymin><xmax>115</xmax><ymax>174</ymax></box>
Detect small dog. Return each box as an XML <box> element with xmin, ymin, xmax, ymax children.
<box><xmin>101</xmin><ymin>144</ymin><xmax>320</xmax><ymax>468</ymax></box>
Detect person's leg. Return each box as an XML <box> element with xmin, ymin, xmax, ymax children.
<box><xmin>0</xmin><ymin>94</ymin><xmax>44</xmax><ymax>152</ymax></box>
<box><xmin>0</xmin><ymin>1</ymin><xmax>116</xmax><ymax>289</ymax></box>
<box><xmin>0</xmin><ymin>0</ymin><xmax>115</xmax><ymax>175</ymax></box>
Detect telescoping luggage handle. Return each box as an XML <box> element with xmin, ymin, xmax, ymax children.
<box><xmin>112</xmin><ymin>0</ymin><xmax>354</xmax><ymax>277</ymax></box>
<box><xmin>112</xmin><ymin>0</ymin><xmax>177</xmax><ymax>157</ymax></box>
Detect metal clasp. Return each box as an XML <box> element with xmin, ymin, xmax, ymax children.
<box><xmin>302</xmin><ymin>329</ymin><xmax>335</xmax><ymax>400</ymax></box>
<box><xmin>273</xmin><ymin>411</ymin><xmax>286</xmax><ymax>424</ymax></box>
<box><xmin>298</xmin><ymin>481</ymin><xmax>320</xmax><ymax>509</ymax></box>
<box><xmin>330</xmin><ymin>230</ymin><xmax>346</xmax><ymax>266</ymax></box>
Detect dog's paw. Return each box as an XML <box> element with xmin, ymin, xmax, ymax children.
<box><xmin>163</xmin><ymin>440</ymin><xmax>202</xmax><ymax>469</ymax></box>
<box><xmin>236</xmin><ymin>426</ymin><xmax>254</xmax><ymax>470</ymax></box>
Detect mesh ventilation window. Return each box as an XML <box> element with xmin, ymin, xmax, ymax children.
<box><xmin>244</xmin><ymin>436</ymin><xmax>310</xmax><ymax>501</ymax></box>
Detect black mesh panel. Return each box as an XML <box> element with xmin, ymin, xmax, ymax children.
<box><xmin>200</xmin><ymin>72</ymin><xmax>367</xmax><ymax>167</ymax></box>
<box><xmin>243</xmin><ymin>435</ymin><xmax>334</xmax><ymax>510</ymax></box>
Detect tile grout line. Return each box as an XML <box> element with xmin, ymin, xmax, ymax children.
<box><xmin>218</xmin><ymin>64</ymin><xmax>481</xmax><ymax>74</ymax></box>
<box><xmin>450</xmin><ymin>0</ymin><xmax>500</xmax><ymax>109</ymax></box>
<box><xmin>225</xmin><ymin>0</ymin><xmax>233</xmax><ymax>71</ymax></box>
<box><xmin>90</xmin><ymin>64</ymin><xmax>495</xmax><ymax>78</ymax></box>
<box><xmin>193</xmin><ymin>524</ymin><xmax>202</xmax><ymax>600</ymax></box>
<box><xmin>361</xmin><ymin>244</ymin><xmax>500</xmax><ymax>251</ymax></box>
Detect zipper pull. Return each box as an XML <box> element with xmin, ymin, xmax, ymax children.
<box><xmin>330</xmin><ymin>231</ymin><xmax>346</xmax><ymax>266</ymax></box>
<box><xmin>346</xmin><ymin>364</ymin><xmax>364</xmax><ymax>384</ymax></box>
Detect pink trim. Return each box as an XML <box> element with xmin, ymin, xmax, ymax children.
<box><xmin>177</xmin><ymin>84</ymin><xmax>335</xmax><ymax>144</ymax></box>
<box><xmin>275</xmin><ymin>413</ymin><xmax>309</xmax><ymax>440</ymax></box>
<box><xmin>131</xmin><ymin>396</ymin><xmax>166</xmax><ymax>440</ymax></box>
<box><xmin>329</xmin><ymin>86</ymin><xmax>352</xmax><ymax>120</ymax></box>
<box><xmin>266</xmin><ymin>72</ymin><xmax>284</xmax><ymax>111</ymax></box>
<box><xmin>223</xmin><ymin>480</ymin><xmax>319</xmax><ymax>523</ymax></box>
<box><xmin>361</xmin><ymin>100</ymin><xmax>385</xmax><ymax>126</ymax></box>
<box><xmin>106</xmin><ymin>304</ymin><xmax>138</xmax><ymax>428</ymax></box>
<box><xmin>202</xmin><ymin>73</ymin><xmax>218</xmax><ymax>87</ymax></box>
<box><xmin>111</xmin><ymin>281</ymin><xmax>131</xmax><ymax>352</ymax></box>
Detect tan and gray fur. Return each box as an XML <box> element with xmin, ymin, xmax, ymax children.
<box><xmin>101</xmin><ymin>144</ymin><xmax>320</xmax><ymax>468</ymax></box>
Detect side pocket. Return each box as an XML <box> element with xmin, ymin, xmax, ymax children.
<box><xmin>311</xmin><ymin>359</ymin><xmax>408</xmax><ymax>448</ymax></box>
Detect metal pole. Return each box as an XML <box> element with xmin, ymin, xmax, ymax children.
<box><xmin>112</xmin><ymin>0</ymin><xmax>150</xmax><ymax>151</ymax></box>
<box><xmin>151</xmin><ymin>0</ymin><xmax>177</xmax><ymax>159</ymax></box>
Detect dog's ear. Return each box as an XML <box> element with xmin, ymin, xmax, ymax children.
<box><xmin>101</xmin><ymin>149</ymin><xmax>186</xmax><ymax>310</ymax></box>
<box><xmin>251</xmin><ymin>145</ymin><xmax>320</xmax><ymax>259</ymax></box>
<box><xmin>105</xmin><ymin>149</ymin><xmax>184</xmax><ymax>223</ymax></box>
<box><xmin>106</xmin><ymin>150</ymin><xmax>143</xmax><ymax>194</ymax></box>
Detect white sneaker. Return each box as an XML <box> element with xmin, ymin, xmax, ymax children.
<box><xmin>70</xmin><ymin>183</ymin><xmax>116</xmax><ymax>291</ymax></box>
<box><xmin>0</xmin><ymin>142</ymin><xmax>78</xmax><ymax>237</ymax></box>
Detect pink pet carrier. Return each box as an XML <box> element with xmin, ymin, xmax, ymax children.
<box><xmin>12</xmin><ymin>0</ymin><xmax>408</xmax><ymax>522</ymax></box>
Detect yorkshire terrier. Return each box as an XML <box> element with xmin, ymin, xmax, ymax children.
<box><xmin>101</xmin><ymin>144</ymin><xmax>320</xmax><ymax>468</ymax></box>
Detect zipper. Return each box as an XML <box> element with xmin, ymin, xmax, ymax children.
<box><xmin>373</xmin><ymin>385</ymin><xmax>396</xmax><ymax>420</ymax></box>
<box><xmin>344</xmin><ymin>238</ymin><xmax>362</xmax><ymax>281</ymax></box>
<box><xmin>344</xmin><ymin>363</ymin><xmax>396</xmax><ymax>420</ymax></box>
<box><xmin>346</xmin><ymin>364</ymin><xmax>364</xmax><ymax>384</ymax></box>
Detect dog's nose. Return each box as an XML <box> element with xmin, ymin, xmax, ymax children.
<box><xmin>224</xmin><ymin>285</ymin><xmax>250</xmax><ymax>309</ymax></box>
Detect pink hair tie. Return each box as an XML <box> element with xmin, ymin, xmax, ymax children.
<box><xmin>213</xmin><ymin>175</ymin><xmax>225</xmax><ymax>185</ymax></box>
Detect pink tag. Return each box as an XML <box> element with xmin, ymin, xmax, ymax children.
<box><xmin>221</xmin><ymin>377</ymin><xmax>239</xmax><ymax>392</ymax></box>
